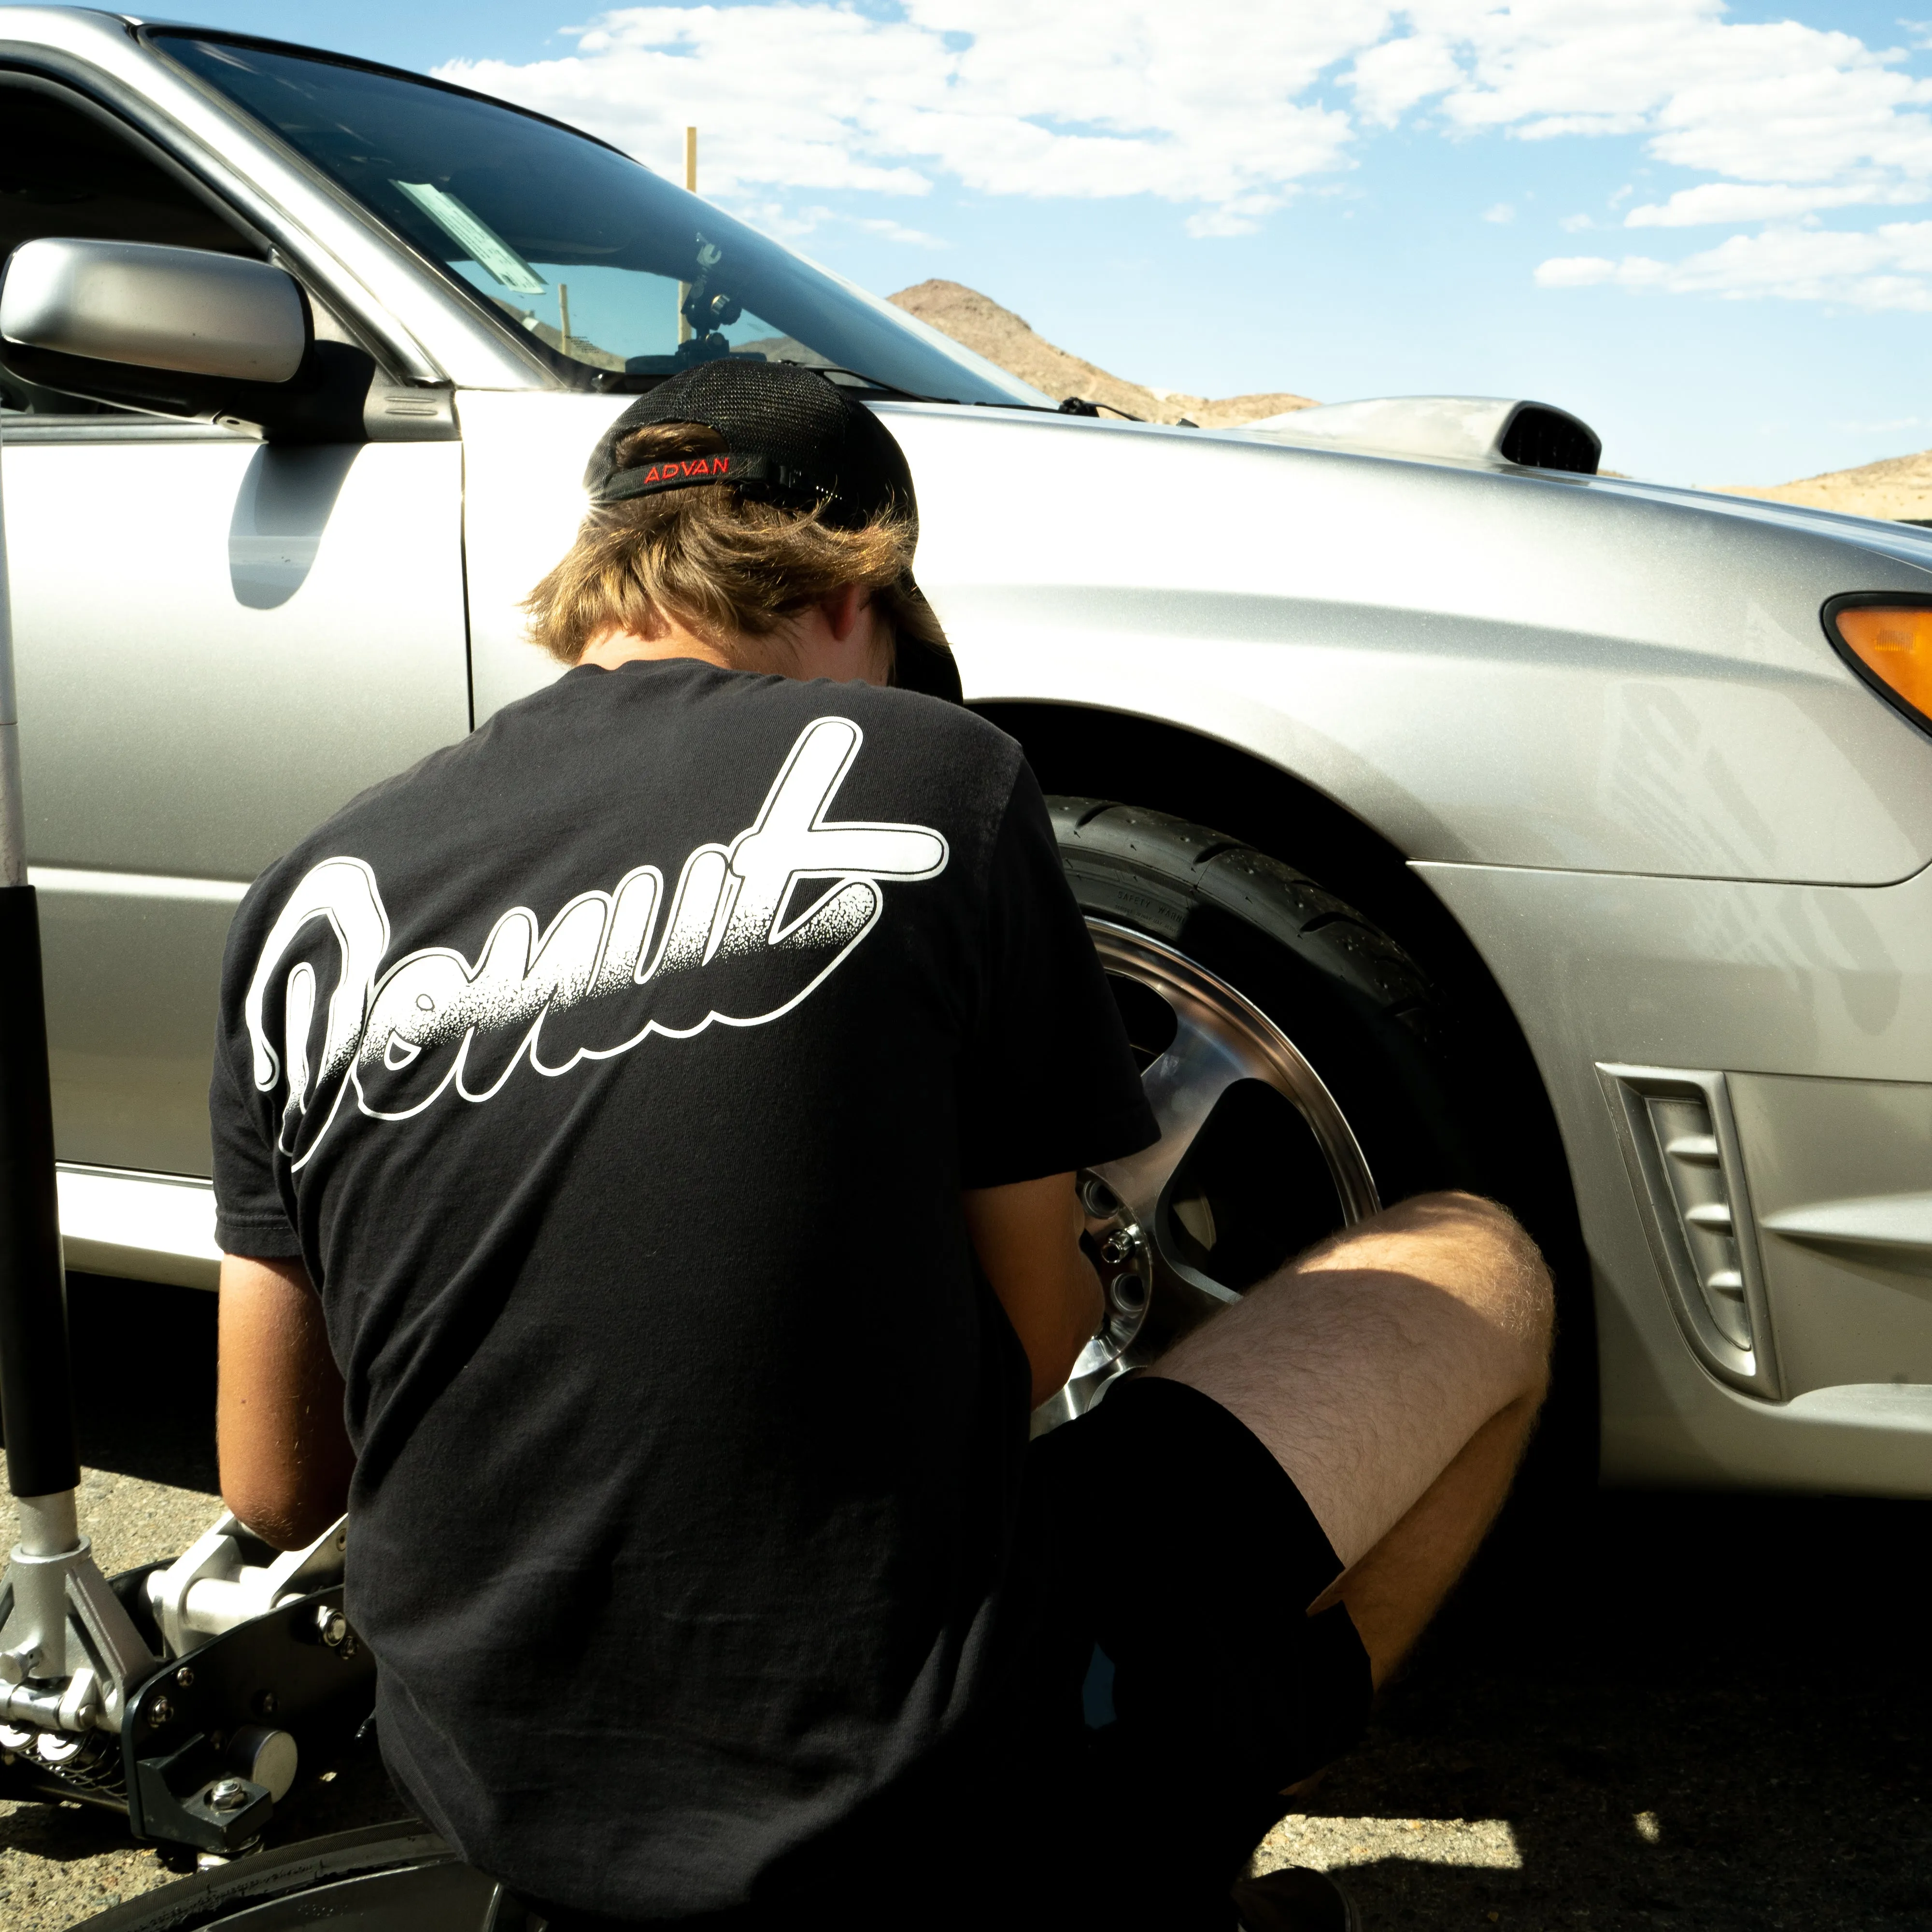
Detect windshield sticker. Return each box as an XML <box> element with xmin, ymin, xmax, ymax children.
<box><xmin>244</xmin><ymin>717</ymin><xmax>949</xmax><ymax>1166</ymax></box>
<box><xmin>393</xmin><ymin>181</ymin><xmax>546</xmax><ymax>295</ymax></box>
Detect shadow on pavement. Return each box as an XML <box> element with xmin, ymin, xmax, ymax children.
<box><xmin>1299</xmin><ymin>1488</ymin><xmax>1932</xmax><ymax>1931</ymax></box>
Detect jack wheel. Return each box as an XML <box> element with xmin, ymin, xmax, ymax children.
<box><xmin>74</xmin><ymin>1824</ymin><xmax>512</xmax><ymax>1931</ymax></box>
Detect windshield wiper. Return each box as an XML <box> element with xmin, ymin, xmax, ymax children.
<box><xmin>970</xmin><ymin>395</ymin><xmax>1146</xmax><ymax>423</ymax></box>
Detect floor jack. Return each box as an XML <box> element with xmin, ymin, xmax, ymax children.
<box><xmin>0</xmin><ymin>1502</ymin><xmax>373</xmax><ymax>1859</ymax></box>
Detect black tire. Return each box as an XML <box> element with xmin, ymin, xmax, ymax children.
<box><xmin>71</xmin><ymin>1824</ymin><xmax>509</xmax><ymax>1932</ymax></box>
<box><xmin>1051</xmin><ymin>796</ymin><xmax>1477</xmax><ymax>1218</ymax></box>
<box><xmin>1051</xmin><ymin>791</ymin><xmax>1599</xmax><ymax>1496</ymax></box>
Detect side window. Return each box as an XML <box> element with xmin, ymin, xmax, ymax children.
<box><xmin>0</xmin><ymin>79</ymin><xmax>262</xmax><ymax>418</ymax></box>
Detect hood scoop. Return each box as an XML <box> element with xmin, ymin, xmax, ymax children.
<box><xmin>1244</xmin><ymin>395</ymin><xmax>1601</xmax><ymax>475</ymax></box>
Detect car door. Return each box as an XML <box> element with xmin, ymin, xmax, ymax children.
<box><xmin>0</xmin><ymin>74</ymin><xmax>470</xmax><ymax>1283</ymax></box>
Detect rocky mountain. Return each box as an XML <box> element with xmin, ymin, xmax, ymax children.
<box><xmin>1723</xmin><ymin>449</ymin><xmax>1932</xmax><ymax>523</ymax></box>
<box><xmin>887</xmin><ymin>279</ymin><xmax>1314</xmax><ymax>428</ymax></box>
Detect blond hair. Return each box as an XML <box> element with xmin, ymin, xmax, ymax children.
<box><xmin>523</xmin><ymin>422</ymin><xmax>951</xmax><ymax>673</ymax></box>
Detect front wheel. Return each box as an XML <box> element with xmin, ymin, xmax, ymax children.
<box><xmin>1044</xmin><ymin>797</ymin><xmax>1478</xmax><ymax>1427</ymax></box>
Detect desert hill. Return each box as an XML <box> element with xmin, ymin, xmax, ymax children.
<box><xmin>885</xmin><ymin>281</ymin><xmax>1932</xmax><ymax>512</ymax></box>
<box><xmin>887</xmin><ymin>279</ymin><xmax>1314</xmax><ymax>428</ymax></box>
<box><xmin>1722</xmin><ymin>449</ymin><xmax>1932</xmax><ymax>523</ymax></box>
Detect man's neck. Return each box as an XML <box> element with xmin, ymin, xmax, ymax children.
<box><xmin>578</xmin><ymin>624</ymin><xmax>733</xmax><ymax>674</ymax></box>
<box><xmin>578</xmin><ymin>605</ymin><xmax>889</xmax><ymax>686</ymax></box>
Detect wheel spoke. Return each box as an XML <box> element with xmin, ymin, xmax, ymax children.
<box><xmin>1090</xmin><ymin>1003</ymin><xmax>1248</xmax><ymax>1229</ymax></box>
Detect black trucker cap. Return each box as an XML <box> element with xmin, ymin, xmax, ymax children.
<box><xmin>583</xmin><ymin>359</ymin><xmax>958</xmax><ymax>701</ymax></box>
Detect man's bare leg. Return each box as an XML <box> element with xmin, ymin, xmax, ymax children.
<box><xmin>1313</xmin><ymin>1392</ymin><xmax>1542</xmax><ymax>1685</ymax></box>
<box><xmin>1148</xmin><ymin>1191</ymin><xmax>1553</xmax><ymax>1685</ymax></box>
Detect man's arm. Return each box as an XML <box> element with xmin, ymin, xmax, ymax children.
<box><xmin>217</xmin><ymin>1253</ymin><xmax>356</xmax><ymax>1551</ymax></box>
<box><xmin>962</xmin><ymin>1172</ymin><xmax>1103</xmax><ymax>1409</ymax></box>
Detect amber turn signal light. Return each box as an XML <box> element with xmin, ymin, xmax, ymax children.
<box><xmin>1828</xmin><ymin>602</ymin><xmax>1932</xmax><ymax>728</ymax></box>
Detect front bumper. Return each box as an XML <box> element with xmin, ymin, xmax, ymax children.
<box><xmin>1418</xmin><ymin>857</ymin><xmax>1932</xmax><ymax>1494</ymax></box>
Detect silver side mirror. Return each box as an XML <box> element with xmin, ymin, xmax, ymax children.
<box><xmin>0</xmin><ymin>238</ymin><xmax>306</xmax><ymax>384</ymax></box>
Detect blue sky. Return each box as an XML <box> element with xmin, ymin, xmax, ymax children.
<box><xmin>144</xmin><ymin>1</ymin><xmax>1932</xmax><ymax>486</ymax></box>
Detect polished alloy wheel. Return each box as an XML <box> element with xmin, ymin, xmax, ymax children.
<box><xmin>1036</xmin><ymin>920</ymin><xmax>1380</xmax><ymax>1432</ymax></box>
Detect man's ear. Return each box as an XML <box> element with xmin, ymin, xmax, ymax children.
<box><xmin>821</xmin><ymin>583</ymin><xmax>869</xmax><ymax>641</ymax></box>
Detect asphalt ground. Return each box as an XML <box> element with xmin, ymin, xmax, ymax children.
<box><xmin>3</xmin><ymin>1274</ymin><xmax>1931</xmax><ymax>1930</ymax></box>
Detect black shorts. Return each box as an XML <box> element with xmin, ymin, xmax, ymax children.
<box><xmin>1024</xmin><ymin>1372</ymin><xmax>1372</xmax><ymax>1767</ymax></box>
<box><xmin>994</xmin><ymin>1373</ymin><xmax>1374</xmax><ymax>1928</ymax></box>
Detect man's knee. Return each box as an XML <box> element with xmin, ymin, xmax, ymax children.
<box><xmin>1438</xmin><ymin>1191</ymin><xmax>1552</xmax><ymax>1390</ymax></box>
<box><xmin>1165</xmin><ymin>1189</ymin><xmax>1553</xmax><ymax>1577</ymax></box>
<box><xmin>1349</xmin><ymin>1189</ymin><xmax>1554</xmax><ymax>1388</ymax></box>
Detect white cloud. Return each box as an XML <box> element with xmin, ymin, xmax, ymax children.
<box><xmin>1536</xmin><ymin>254</ymin><xmax>1636</xmax><ymax>287</ymax></box>
<box><xmin>1535</xmin><ymin>220</ymin><xmax>1932</xmax><ymax>307</ymax></box>
<box><xmin>436</xmin><ymin>0</ymin><xmax>1932</xmax><ymax>298</ymax></box>
<box><xmin>1623</xmin><ymin>181</ymin><xmax>1919</xmax><ymax>225</ymax></box>
<box><xmin>1483</xmin><ymin>200</ymin><xmax>1516</xmax><ymax>223</ymax></box>
<box><xmin>1345</xmin><ymin>0</ymin><xmax>1932</xmax><ymax>176</ymax></box>
<box><xmin>1560</xmin><ymin>212</ymin><xmax>1595</xmax><ymax>230</ymax></box>
<box><xmin>438</xmin><ymin>2</ymin><xmax>1383</xmax><ymax>234</ymax></box>
<box><xmin>1348</xmin><ymin>26</ymin><xmax>1464</xmax><ymax>125</ymax></box>
<box><xmin>749</xmin><ymin>202</ymin><xmax>950</xmax><ymax>245</ymax></box>
<box><xmin>849</xmin><ymin>216</ymin><xmax>948</xmax><ymax>247</ymax></box>
<box><xmin>1348</xmin><ymin>0</ymin><xmax>1932</xmax><ymax>302</ymax></box>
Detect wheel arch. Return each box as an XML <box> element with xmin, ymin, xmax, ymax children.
<box><xmin>977</xmin><ymin>697</ymin><xmax>1600</xmax><ymax>1485</ymax></box>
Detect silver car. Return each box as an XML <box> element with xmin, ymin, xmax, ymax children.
<box><xmin>2</xmin><ymin>9</ymin><xmax>1928</xmax><ymax>1498</ymax></box>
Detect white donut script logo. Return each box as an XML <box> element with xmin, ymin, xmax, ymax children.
<box><xmin>245</xmin><ymin>717</ymin><xmax>947</xmax><ymax>1165</ymax></box>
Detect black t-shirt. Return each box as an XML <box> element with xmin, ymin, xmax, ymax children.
<box><xmin>210</xmin><ymin>659</ymin><xmax>1155</xmax><ymax>1919</ymax></box>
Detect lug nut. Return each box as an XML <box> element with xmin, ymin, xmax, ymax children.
<box><xmin>1100</xmin><ymin>1225</ymin><xmax>1144</xmax><ymax>1267</ymax></box>
<box><xmin>206</xmin><ymin>1777</ymin><xmax>250</xmax><ymax>1812</ymax></box>
<box><xmin>314</xmin><ymin>1607</ymin><xmax>347</xmax><ymax>1648</ymax></box>
<box><xmin>1080</xmin><ymin>1175</ymin><xmax>1122</xmax><ymax>1218</ymax></box>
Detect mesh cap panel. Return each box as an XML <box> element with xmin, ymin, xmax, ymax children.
<box><xmin>583</xmin><ymin>360</ymin><xmax>918</xmax><ymax>533</ymax></box>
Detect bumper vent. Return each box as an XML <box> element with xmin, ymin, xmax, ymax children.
<box><xmin>1597</xmin><ymin>1065</ymin><xmax>1780</xmax><ymax>1398</ymax></box>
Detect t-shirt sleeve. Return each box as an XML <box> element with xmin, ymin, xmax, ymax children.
<box><xmin>209</xmin><ymin>930</ymin><xmax>303</xmax><ymax>1261</ymax></box>
<box><xmin>956</xmin><ymin>764</ymin><xmax>1159</xmax><ymax>1189</ymax></box>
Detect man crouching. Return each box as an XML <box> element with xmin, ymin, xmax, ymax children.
<box><xmin>212</xmin><ymin>360</ymin><xmax>1551</xmax><ymax>1932</ymax></box>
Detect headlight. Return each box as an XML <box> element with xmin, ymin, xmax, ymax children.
<box><xmin>1823</xmin><ymin>596</ymin><xmax>1932</xmax><ymax>733</ymax></box>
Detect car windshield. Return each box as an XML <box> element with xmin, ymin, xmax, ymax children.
<box><xmin>152</xmin><ymin>32</ymin><xmax>1044</xmax><ymax>406</ymax></box>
